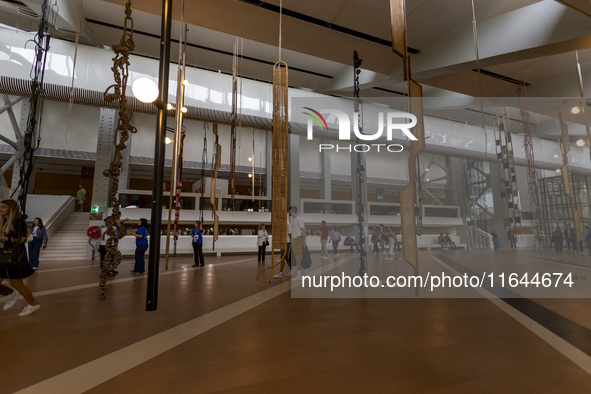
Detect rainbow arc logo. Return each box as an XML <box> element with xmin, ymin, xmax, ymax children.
<box><xmin>302</xmin><ymin>107</ymin><xmax>328</xmax><ymax>131</ymax></box>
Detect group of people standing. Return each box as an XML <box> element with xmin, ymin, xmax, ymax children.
<box><xmin>371</xmin><ymin>225</ymin><xmax>399</xmax><ymax>260</ymax></box>
<box><xmin>550</xmin><ymin>224</ymin><xmax>591</xmax><ymax>254</ymax></box>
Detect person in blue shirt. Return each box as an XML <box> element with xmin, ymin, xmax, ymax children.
<box><xmin>28</xmin><ymin>217</ymin><xmax>48</xmax><ymax>269</ymax></box>
<box><xmin>191</xmin><ymin>221</ymin><xmax>205</xmax><ymax>267</ymax></box>
<box><xmin>127</xmin><ymin>218</ymin><xmax>148</xmax><ymax>274</ymax></box>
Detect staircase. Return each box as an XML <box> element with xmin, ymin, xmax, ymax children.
<box><xmin>42</xmin><ymin>212</ymin><xmax>90</xmax><ymax>261</ymax></box>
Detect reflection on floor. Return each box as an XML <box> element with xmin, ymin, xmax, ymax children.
<box><xmin>2</xmin><ymin>248</ymin><xmax>591</xmax><ymax>393</ymax></box>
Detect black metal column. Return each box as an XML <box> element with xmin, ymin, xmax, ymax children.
<box><xmin>146</xmin><ymin>0</ymin><xmax>173</xmax><ymax>311</ymax></box>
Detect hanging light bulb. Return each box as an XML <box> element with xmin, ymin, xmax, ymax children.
<box><xmin>132</xmin><ymin>78</ymin><xmax>159</xmax><ymax>103</ymax></box>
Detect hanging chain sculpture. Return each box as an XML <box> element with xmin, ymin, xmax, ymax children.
<box><xmin>100</xmin><ymin>1</ymin><xmax>137</xmax><ymax>300</ymax></box>
<box><xmin>174</xmin><ymin>126</ymin><xmax>186</xmax><ymax>253</ymax></box>
<box><xmin>200</xmin><ymin>124</ymin><xmax>208</xmax><ymax>223</ymax></box>
<box><xmin>493</xmin><ymin>115</ymin><xmax>522</xmax><ymax>236</ymax></box>
<box><xmin>211</xmin><ymin>124</ymin><xmax>221</xmax><ymax>250</ymax></box>
<box><xmin>558</xmin><ymin>113</ymin><xmax>583</xmax><ymax>251</ymax></box>
<box><xmin>257</xmin><ymin>61</ymin><xmax>289</xmax><ymax>287</ymax></box>
<box><xmin>518</xmin><ymin>84</ymin><xmax>544</xmax><ymax>236</ymax></box>
<box><xmin>462</xmin><ymin>159</ymin><xmax>492</xmax><ymax>249</ymax></box>
<box><xmin>353</xmin><ymin>51</ymin><xmax>367</xmax><ymax>276</ymax></box>
<box><xmin>14</xmin><ymin>0</ymin><xmax>57</xmax><ymax>214</ymax></box>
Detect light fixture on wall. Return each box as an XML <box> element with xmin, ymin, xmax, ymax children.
<box><xmin>553</xmin><ymin>154</ymin><xmax>559</xmax><ymax>159</ymax></box>
<box><xmin>555</xmin><ymin>168</ymin><xmax>562</xmax><ymax>173</ymax></box>
<box><xmin>164</xmin><ymin>137</ymin><xmax>173</xmax><ymax>145</ymax></box>
<box><xmin>571</xmin><ymin>106</ymin><xmax>581</xmax><ymax>114</ymax></box>
<box><xmin>576</xmin><ymin>139</ymin><xmax>587</xmax><ymax>147</ymax></box>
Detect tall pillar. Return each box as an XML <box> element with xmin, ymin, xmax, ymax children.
<box><xmin>446</xmin><ymin>157</ymin><xmax>468</xmax><ymax>242</ymax></box>
<box><xmin>91</xmin><ymin>108</ymin><xmax>117</xmax><ymax>214</ymax></box>
<box><xmin>288</xmin><ymin>133</ymin><xmax>300</xmax><ymax>210</ymax></box>
<box><xmin>320</xmin><ymin>139</ymin><xmax>331</xmax><ymax>200</ymax></box>
<box><xmin>11</xmin><ymin>100</ymin><xmax>32</xmax><ymax>194</ymax></box>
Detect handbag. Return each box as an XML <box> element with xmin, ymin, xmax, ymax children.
<box><xmin>0</xmin><ymin>248</ymin><xmax>26</xmax><ymax>267</ymax></box>
<box><xmin>301</xmin><ymin>246</ymin><xmax>312</xmax><ymax>269</ymax></box>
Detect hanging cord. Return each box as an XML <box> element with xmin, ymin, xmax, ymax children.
<box><xmin>65</xmin><ymin>0</ymin><xmax>83</xmax><ymax>142</ymax></box>
<box><xmin>278</xmin><ymin>0</ymin><xmax>282</xmax><ymax>61</ymax></box>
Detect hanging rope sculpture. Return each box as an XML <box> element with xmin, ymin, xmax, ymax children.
<box><xmin>389</xmin><ymin>0</ymin><xmax>425</xmax><ymax>275</ymax></box>
<box><xmin>257</xmin><ymin>61</ymin><xmax>289</xmax><ymax>287</ymax></box>
<box><xmin>165</xmin><ymin>20</ymin><xmax>188</xmax><ymax>268</ymax></box>
<box><xmin>353</xmin><ymin>51</ymin><xmax>367</xmax><ymax>276</ymax></box>
<box><xmin>211</xmin><ymin>124</ymin><xmax>221</xmax><ymax>250</ymax></box>
<box><xmin>100</xmin><ymin>1</ymin><xmax>137</xmax><ymax>300</ymax></box>
<box><xmin>13</xmin><ymin>0</ymin><xmax>57</xmax><ymax>214</ymax></box>
<box><xmin>229</xmin><ymin>39</ymin><xmax>239</xmax><ymax>208</ymax></box>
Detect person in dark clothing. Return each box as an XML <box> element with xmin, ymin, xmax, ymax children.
<box><xmin>128</xmin><ymin>218</ymin><xmax>149</xmax><ymax>274</ymax></box>
<box><xmin>0</xmin><ymin>199</ymin><xmax>40</xmax><ymax>316</ymax></box>
<box><xmin>551</xmin><ymin>226</ymin><xmax>563</xmax><ymax>252</ymax></box>
<box><xmin>192</xmin><ymin>221</ymin><xmax>205</xmax><ymax>267</ymax></box>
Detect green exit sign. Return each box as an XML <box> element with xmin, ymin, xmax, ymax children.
<box><xmin>91</xmin><ymin>206</ymin><xmax>100</xmax><ymax>214</ymax></box>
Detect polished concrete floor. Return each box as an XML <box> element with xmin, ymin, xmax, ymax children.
<box><xmin>2</xmin><ymin>248</ymin><xmax>591</xmax><ymax>393</ymax></box>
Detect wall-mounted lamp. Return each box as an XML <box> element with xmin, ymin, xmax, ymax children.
<box><xmin>553</xmin><ymin>154</ymin><xmax>559</xmax><ymax>159</ymax></box>
<box><xmin>555</xmin><ymin>168</ymin><xmax>562</xmax><ymax>173</ymax></box>
<box><xmin>576</xmin><ymin>139</ymin><xmax>587</xmax><ymax>147</ymax></box>
<box><xmin>164</xmin><ymin>137</ymin><xmax>173</xmax><ymax>145</ymax></box>
<box><xmin>571</xmin><ymin>106</ymin><xmax>581</xmax><ymax>114</ymax></box>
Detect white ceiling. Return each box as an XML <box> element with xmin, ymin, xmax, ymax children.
<box><xmin>2</xmin><ymin>0</ymin><xmax>591</xmax><ymax>139</ymax></box>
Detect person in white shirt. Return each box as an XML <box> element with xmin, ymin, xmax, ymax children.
<box><xmin>257</xmin><ymin>223</ymin><xmax>269</xmax><ymax>263</ymax></box>
<box><xmin>288</xmin><ymin>206</ymin><xmax>306</xmax><ymax>278</ymax></box>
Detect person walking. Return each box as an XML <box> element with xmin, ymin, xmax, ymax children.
<box><xmin>551</xmin><ymin>226</ymin><xmax>563</xmax><ymax>252</ymax></box>
<box><xmin>534</xmin><ymin>226</ymin><xmax>544</xmax><ymax>252</ymax></box>
<box><xmin>191</xmin><ymin>221</ymin><xmax>205</xmax><ymax>267</ymax></box>
<box><xmin>386</xmin><ymin>227</ymin><xmax>395</xmax><ymax>260</ymax></box>
<box><xmin>0</xmin><ymin>199</ymin><xmax>40</xmax><ymax>316</ymax></box>
<box><xmin>491</xmin><ymin>230</ymin><xmax>501</xmax><ymax>250</ymax></box>
<box><xmin>28</xmin><ymin>217</ymin><xmax>48</xmax><ymax>270</ymax></box>
<box><xmin>584</xmin><ymin>226</ymin><xmax>591</xmax><ymax>256</ymax></box>
<box><xmin>564</xmin><ymin>223</ymin><xmax>577</xmax><ymax>253</ymax></box>
<box><xmin>319</xmin><ymin>220</ymin><xmax>329</xmax><ymax>260</ymax></box>
<box><xmin>508</xmin><ymin>228</ymin><xmax>517</xmax><ymax>248</ymax></box>
<box><xmin>257</xmin><ymin>223</ymin><xmax>269</xmax><ymax>264</ymax></box>
<box><xmin>76</xmin><ymin>184</ymin><xmax>86</xmax><ymax>212</ymax></box>
<box><xmin>128</xmin><ymin>218</ymin><xmax>149</xmax><ymax>274</ymax></box>
<box><xmin>330</xmin><ymin>226</ymin><xmax>341</xmax><ymax>257</ymax></box>
<box><xmin>288</xmin><ymin>206</ymin><xmax>306</xmax><ymax>279</ymax></box>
